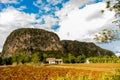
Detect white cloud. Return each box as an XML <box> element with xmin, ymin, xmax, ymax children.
<box><xmin>33</xmin><ymin>0</ymin><xmax>60</xmax><ymax>13</ymax></box>
<box><xmin>56</xmin><ymin>0</ymin><xmax>94</xmax><ymax>20</ymax></box>
<box><xmin>56</xmin><ymin>2</ymin><xmax>115</xmax><ymax>41</ymax></box>
<box><xmin>35</xmin><ymin>0</ymin><xmax>62</xmax><ymax>5</ymax></box>
<box><xmin>0</xmin><ymin>7</ymin><xmax>36</xmax><ymax>27</ymax></box>
<box><xmin>0</xmin><ymin>0</ymin><xmax>19</xmax><ymax>4</ymax></box>
<box><xmin>17</xmin><ymin>6</ymin><xmax>27</xmax><ymax>11</ymax></box>
<box><xmin>47</xmin><ymin>0</ymin><xmax>62</xmax><ymax>5</ymax></box>
<box><xmin>36</xmin><ymin>15</ymin><xmax>59</xmax><ymax>30</ymax></box>
<box><xmin>0</xmin><ymin>7</ymin><xmax>36</xmax><ymax>51</ymax></box>
<box><xmin>36</xmin><ymin>0</ymin><xmax>42</xmax><ymax>4</ymax></box>
<box><xmin>33</xmin><ymin>1</ymin><xmax>51</xmax><ymax>12</ymax></box>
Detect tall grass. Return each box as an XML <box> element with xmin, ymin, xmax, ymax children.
<box><xmin>52</xmin><ymin>69</ymin><xmax>120</xmax><ymax>80</ymax></box>
<box><xmin>110</xmin><ymin>69</ymin><xmax>120</xmax><ymax>80</ymax></box>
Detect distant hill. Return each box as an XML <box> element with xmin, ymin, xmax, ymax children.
<box><xmin>61</xmin><ymin>40</ymin><xmax>114</xmax><ymax>57</ymax></box>
<box><xmin>1</xmin><ymin>28</ymin><xmax>115</xmax><ymax>58</ymax></box>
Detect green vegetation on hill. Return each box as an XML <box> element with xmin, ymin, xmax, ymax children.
<box><xmin>0</xmin><ymin>28</ymin><xmax>116</xmax><ymax>65</ymax></box>
<box><xmin>61</xmin><ymin>40</ymin><xmax>114</xmax><ymax>57</ymax></box>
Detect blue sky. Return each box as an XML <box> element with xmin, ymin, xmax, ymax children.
<box><xmin>0</xmin><ymin>0</ymin><xmax>120</xmax><ymax>56</ymax></box>
<box><xmin>0</xmin><ymin>0</ymin><xmax>103</xmax><ymax>20</ymax></box>
<box><xmin>0</xmin><ymin>0</ymin><xmax>102</xmax><ymax>13</ymax></box>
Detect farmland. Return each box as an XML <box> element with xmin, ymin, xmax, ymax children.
<box><xmin>0</xmin><ymin>63</ymin><xmax>120</xmax><ymax>80</ymax></box>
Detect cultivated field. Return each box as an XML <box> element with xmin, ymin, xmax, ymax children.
<box><xmin>0</xmin><ymin>63</ymin><xmax>120</xmax><ymax>80</ymax></box>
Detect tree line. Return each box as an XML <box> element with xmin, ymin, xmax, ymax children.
<box><xmin>0</xmin><ymin>52</ymin><xmax>120</xmax><ymax>65</ymax></box>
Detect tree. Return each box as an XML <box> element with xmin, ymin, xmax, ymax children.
<box><xmin>94</xmin><ymin>0</ymin><xmax>120</xmax><ymax>42</ymax></box>
<box><xmin>5</xmin><ymin>57</ymin><xmax>13</xmax><ymax>65</ymax></box>
<box><xmin>74</xmin><ymin>54</ymin><xmax>86</xmax><ymax>63</ymax></box>
<box><xmin>68</xmin><ymin>53</ymin><xmax>75</xmax><ymax>63</ymax></box>
<box><xmin>94</xmin><ymin>29</ymin><xmax>116</xmax><ymax>42</ymax></box>
<box><xmin>0</xmin><ymin>57</ymin><xmax>3</xmax><ymax>65</ymax></box>
<box><xmin>80</xmin><ymin>54</ymin><xmax>86</xmax><ymax>63</ymax></box>
<box><xmin>31</xmin><ymin>53</ymin><xmax>39</xmax><ymax>63</ymax></box>
<box><xmin>43</xmin><ymin>53</ymin><xmax>47</xmax><ymax>63</ymax></box>
<box><xmin>16</xmin><ymin>55</ymin><xmax>24</xmax><ymax>64</ymax></box>
<box><xmin>62</xmin><ymin>57</ymin><xmax>69</xmax><ymax>63</ymax></box>
<box><xmin>0</xmin><ymin>57</ymin><xmax>13</xmax><ymax>65</ymax></box>
<box><xmin>106</xmin><ymin>0</ymin><xmax>120</xmax><ymax>25</ymax></box>
<box><xmin>22</xmin><ymin>55</ymin><xmax>30</xmax><ymax>64</ymax></box>
<box><xmin>75</xmin><ymin>55</ymin><xmax>81</xmax><ymax>63</ymax></box>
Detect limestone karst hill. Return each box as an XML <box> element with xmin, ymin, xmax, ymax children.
<box><xmin>1</xmin><ymin>28</ymin><xmax>115</xmax><ymax>58</ymax></box>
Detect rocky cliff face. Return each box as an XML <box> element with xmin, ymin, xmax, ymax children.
<box><xmin>2</xmin><ymin>28</ymin><xmax>62</xmax><ymax>57</ymax></box>
<box><xmin>2</xmin><ymin>28</ymin><xmax>115</xmax><ymax>57</ymax></box>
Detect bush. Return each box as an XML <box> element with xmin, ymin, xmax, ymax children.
<box><xmin>89</xmin><ymin>56</ymin><xmax>120</xmax><ymax>63</ymax></box>
<box><xmin>0</xmin><ymin>57</ymin><xmax>3</xmax><ymax>65</ymax></box>
<box><xmin>31</xmin><ymin>53</ymin><xmax>39</xmax><ymax>63</ymax></box>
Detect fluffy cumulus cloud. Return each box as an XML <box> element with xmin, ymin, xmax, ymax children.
<box><xmin>35</xmin><ymin>0</ymin><xmax>63</xmax><ymax>5</ymax></box>
<box><xmin>0</xmin><ymin>7</ymin><xmax>36</xmax><ymax>26</ymax></box>
<box><xmin>35</xmin><ymin>15</ymin><xmax>59</xmax><ymax>30</ymax></box>
<box><xmin>56</xmin><ymin>2</ymin><xmax>115</xmax><ymax>41</ymax></box>
<box><xmin>33</xmin><ymin>0</ymin><xmax>62</xmax><ymax>14</ymax></box>
<box><xmin>0</xmin><ymin>7</ymin><xmax>36</xmax><ymax>51</ymax></box>
<box><xmin>56</xmin><ymin>0</ymin><xmax>94</xmax><ymax>20</ymax></box>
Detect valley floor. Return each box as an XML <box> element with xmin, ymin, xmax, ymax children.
<box><xmin>0</xmin><ymin>63</ymin><xmax>120</xmax><ymax>80</ymax></box>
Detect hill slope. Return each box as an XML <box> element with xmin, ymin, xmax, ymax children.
<box><xmin>61</xmin><ymin>40</ymin><xmax>114</xmax><ymax>57</ymax></box>
<box><xmin>2</xmin><ymin>28</ymin><xmax>62</xmax><ymax>57</ymax></box>
<box><xmin>1</xmin><ymin>28</ymin><xmax>115</xmax><ymax>57</ymax></box>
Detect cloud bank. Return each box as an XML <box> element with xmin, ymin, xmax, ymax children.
<box><xmin>56</xmin><ymin>2</ymin><xmax>115</xmax><ymax>41</ymax></box>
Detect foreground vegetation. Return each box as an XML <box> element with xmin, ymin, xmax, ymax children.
<box><xmin>0</xmin><ymin>63</ymin><xmax>120</xmax><ymax>80</ymax></box>
<box><xmin>0</xmin><ymin>52</ymin><xmax>120</xmax><ymax>65</ymax></box>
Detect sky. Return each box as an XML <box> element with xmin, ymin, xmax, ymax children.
<box><xmin>0</xmin><ymin>0</ymin><xmax>120</xmax><ymax>55</ymax></box>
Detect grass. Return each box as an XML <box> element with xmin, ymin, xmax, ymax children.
<box><xmin>52</xmin><ymin>69</ymin><xmax>120</xmax><ymax>80</ymax></box>
<box><xmin>0</xmin><ymin>63</ymin><xmax>120</xmax><ymax>80</ymax></box>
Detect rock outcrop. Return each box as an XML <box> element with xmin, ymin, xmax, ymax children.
<box><xmin>2</xmin><ymin>28</ymin><xmax>62</xmax><ymax>57</ymax></box>
<box><xmin>1</xmin><ymin>28</ymin><xmax>115</xmax><ymax>57</ymax></box>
